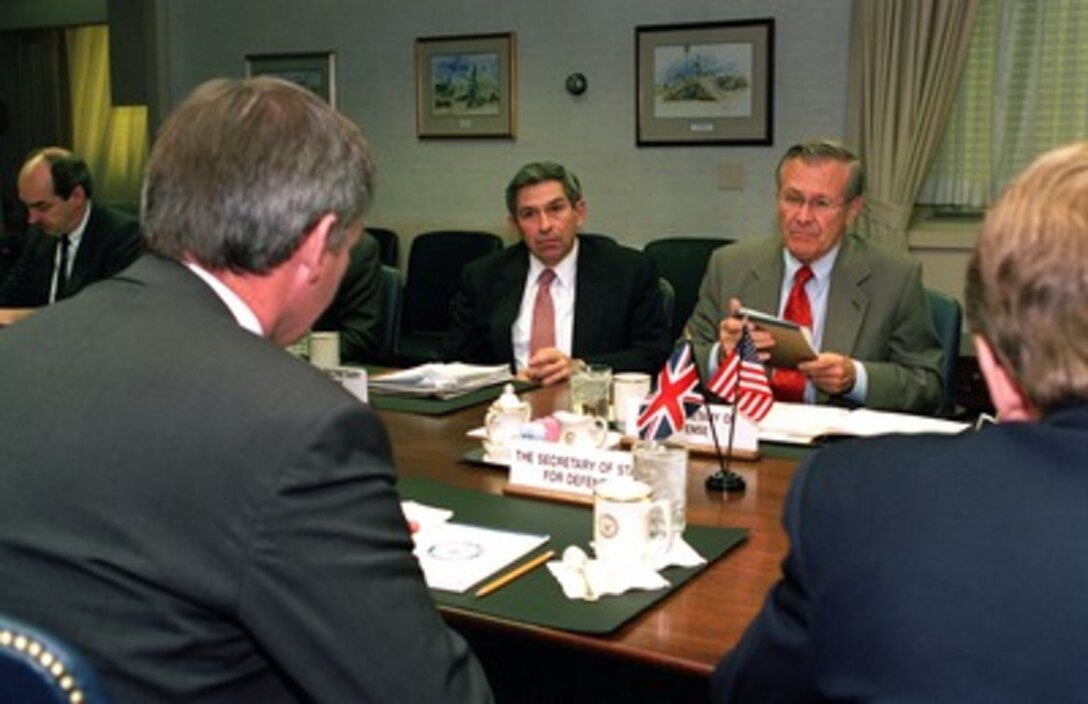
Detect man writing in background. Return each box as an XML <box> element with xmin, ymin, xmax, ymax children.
<box><xmin>0</xmin><ymin>77</ymin><xmax>492</xmax><ymax>702</ymax></box>
<box><xmin>0</xmin><ymin>147</ymin><xmax>142</xmax><ymax>306</ymax></box>
<box><xmin>445</xmin><ymin>161</ymin><xmax>672</xmax><ymax>385</ymax></box>
<box><xmin>687</xmin><ymin>139</ymin><xmax>942</xmax><ymax>413</ymax></box>
<box><xmin>713</xmin><ymin>141</ymin><xmax>1088</xmax><ymax>701</ymax></box>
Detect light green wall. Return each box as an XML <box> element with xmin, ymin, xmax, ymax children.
<box><xmin>163</xmin><ymin>0</ymin><xmax>853</xmax><ymax>254</ymax></box>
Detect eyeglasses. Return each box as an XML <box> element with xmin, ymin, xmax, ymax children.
<box><xmin>779</xmin><ymin>192</ymin><xmax>846</xmax><ymax>216</ymax></box>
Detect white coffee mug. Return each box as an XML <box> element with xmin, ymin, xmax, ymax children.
<box><xmin>593</xmin><ymin>478</ymin><xmax>672</xmax><ymax>567</ymax></box>
<box><xmin>553</xmin><ymin>410</ymin><xmax>609</xmax><ymax>449</ymax></box>
<box><xmin>612</xmin><ymin>372</ymin><xmax>651</xmax><ymax>424</ymax></box>
<box><xmin>309</xmin><ymin>331</ymin><xmax>340</xmax><ymax>369</ymax></box>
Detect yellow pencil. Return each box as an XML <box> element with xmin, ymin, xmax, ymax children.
<box><xmin>474</xmin><ymin>549</ymin><xmax>556</xmax><ymax>598</ymax></box>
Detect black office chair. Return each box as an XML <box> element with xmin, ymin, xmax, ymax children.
<box><xmin>643</xmin><ymin>236</ymin><xmax>735</xmax><ymax>339</ymax></box>
<box><xmin>366</xmin><ymin>227</ymin><xmax>400</xmax><ymax>268</ymax></box>
<box><xmin>375</xmin><ymin>265</ymin><xmax>402</xmax><ymax>365</ymax></box>
<box><xmin>657</xmin><ymin>277</ymin><xmax>675</xmax><ymax>340</ymax></box>
<box><xmin>0</xmin><ymin>612</ymin><xmax>113</xmax><ymax>703</ymax></box>
<box><xmin>925</xmin><ymin>288</ymin><xmax>963</xmax><ymax>416</ymax></box>
<box><xmin>398</xmin><ymin>230</ymin><xmax>503</xmax><ymax>365</ymax></box>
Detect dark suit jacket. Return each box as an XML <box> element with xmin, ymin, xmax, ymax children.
<box><xmin>0</xmin><ymin>203</ymin><xmax>143</xmax><ymax>306</ymax></box>
<box><xmin>0</xmin><ymin>256</ymin><xmax>492</xmax><ymax>703</ymax></box>
<box><xmin>713</xmin><ymin>404</ymin><xmax>1088</xmax><ymax>702</ymax></box>
<box><xmin>687</xmin><ymin>234</ymin><xmax>942</xmax><ymax>413</ymax></box>
<box><xmin>313</xmin><ymin>232</ymin><xmax>383</xmax><ymax>364</ymax></box>
<box><xmin>444</xmin><ymin>235</ymin><xmax>672</xmax><ymax>374</ymax></box>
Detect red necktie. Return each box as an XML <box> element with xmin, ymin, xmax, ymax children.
<box><xmin>529</xmin><ymin>269</ymin><xmax>557</xmax><ymax>356</ymax></box>
<box><xmin>771</xmin><ymin>265</ymin><xmax>814</xmax><ymax>401</ymax></box>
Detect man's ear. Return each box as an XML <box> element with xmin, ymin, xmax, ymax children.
<box><xmin>296</xmin><ymin>214</ymin><xmax>338</xmax><ymax>284</ymax></box>
<box><xmin>974</xmin><ymin>335</ymin><xmax>1036</xmax><ymax>421</ymax></box>
<box><xmin>573</xmin><ymin>198</ymin><xmax>587</xmax><ymax>227</ymax></box>
<box><xmin>845</xmin><ymin>195</ymin><xmax>864</xmax><ymax>227</ymax></box>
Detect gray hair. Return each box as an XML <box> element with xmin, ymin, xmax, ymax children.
<box><xmin>775</xmin><ymin>139</ymin><xmax>865</xmax><ymax>202</ymax></box>
<box><xmin>142</xmin><ymin>76</ymin><xmax>375</xmax><ymax>273</ymax></box>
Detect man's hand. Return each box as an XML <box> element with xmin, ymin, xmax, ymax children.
<box><xmin>718</xmin><ymin>298</ymin><xmax>775</xmax><ymax>363</ymax></box>
<box><xmin>798</xmin><ymin>353</ymin><xmax>856</xmax><ymax>395</ymax></box>
<box><xmin>517</xmin><ymin>347</ymin><xmax>576</xmax><ymax>386</ymax></box>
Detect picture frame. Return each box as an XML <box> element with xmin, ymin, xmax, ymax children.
<box><xmin>245</xmin><ymin>51</ymin><xmax>337</xmax><ymax>108</ymax></box>
<box><xmin>636</xmin><ymin>19</ymin><xmax>774</xmax><ymax>146</ymax></box>
<box><xmin>415</xmin><ymin>33</ymin><xmax>516</xmax><ymax>139</ymax></box>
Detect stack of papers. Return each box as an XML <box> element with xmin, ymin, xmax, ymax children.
<box><xmin>758</xmin><ymin>403</ymin><xmax>970</xmax><ymax>445</ymax></box>
<box><xmin>368</xmin><ymin>363</ymin><xmax>511</xmax><ymax>399</ymax></box>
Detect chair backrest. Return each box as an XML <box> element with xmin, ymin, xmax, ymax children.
<box><xmin>643</xmin><ymin>237</ymin><xmax>735</xmax><ymax>339</ymax></box>
<box><xmin>401</xmin><ymin>230</ymin><xmax>503</xmax><ymax>335</ymax></box>
<box><xmin>366</xmin><ymin>227</ymin><xmax>400</xmax><ymax>268</ymax></box>
<box><xmin>376</xmin><ymin>265</ymin><xmax>402</xmax><ymax>363</ymax></box>
<box><xmin>657</xmin><ymin>276</ymin><xmax>675</xmax><ymax>340</ymax></box>
<box><xmin>925</xmin><ymin>288</ymin><xmax>963</xmax><ymax>416</ymax></box>
<box><xmin>0</xmin><ymin>612</ymin><xmax>113</xmax><ymax>703</ymax></box>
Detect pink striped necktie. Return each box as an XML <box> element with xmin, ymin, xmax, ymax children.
<box><xmin>529</xmin><ymin>268</ymin><xmax>557</xmax><ymax>355</ymax></box>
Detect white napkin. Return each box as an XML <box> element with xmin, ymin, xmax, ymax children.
<box><xmin>547</xmin><ymin>538</ymin><xmax>706</xmax><ymax>601</ymax></box>
<box><xmin>649</xmin><ymin>536</ymin><xmax>707</xmax><ymax>571</ymax></box>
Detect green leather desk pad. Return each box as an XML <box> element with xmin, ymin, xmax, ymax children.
<box><xmin>368</xmin><ymin>380</ymin><xmax>534</xmax><ymax>416</ymax></box>
<box><xmin>398</xmin><ymin>477</ymin><xmax>749</xmax><ymax>635</ymax></box>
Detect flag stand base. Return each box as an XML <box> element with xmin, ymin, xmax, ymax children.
<box><xmin>705</xmin><ymin>470</ymin><xmax>746</xmax><ymax>492</ymax></box>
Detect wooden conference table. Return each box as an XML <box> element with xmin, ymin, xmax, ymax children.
<box><xmin>378</xmin><ymin>383</ymin><xmax>801</xmax><ymax>702</ymax></box>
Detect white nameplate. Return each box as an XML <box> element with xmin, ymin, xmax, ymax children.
<box><xmin>508</xmin><ymin>440</ymin><xmax>633</xmax><ymax>497</ymax></box>
<box><xmin>623</xmin><ymin>403</ymin><xmax>758</xmax><ymax>455</ymax></box>
<box><xmin>325</xmin><ymin>366</ymin><xmax>368</xmax><ymax>404</ymax></box>
<box><xmin>680</xmin><ymin>404</ymin><xmax>758</xmax><ymax>454</ymax></box>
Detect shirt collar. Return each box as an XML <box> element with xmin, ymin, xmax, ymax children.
<box><xmin>183</xmin><ymin>261</ymin><xmax>264</xmax><ymax>336</ymax></box>
<box><xmin>783</xmin><ymin>242</ymin><xmax>841</xmax><ymax>287</ymax></box>
<box><xmin>528</xmin><ymin>237</ymin><xmax>579</xmax><ymax>287</ymax></box>
<box><xmin>65</xmin><ymin>200</ymin><xmax>93</xmax><ymax>249</ymax></box>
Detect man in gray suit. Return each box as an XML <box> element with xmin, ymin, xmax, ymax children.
<box><xmin>687</xmin><ymin>139</ymin><xmax>942</xmax><ymax>414</ymax></box>
<box><xmin>713</xmin><ymin>140</ymin><xmax>1088</xmax><ymax>702</ymax></box>
<box><xmin>0</xmin><ymin>77</ymin><xmax>492</xmax><ymax>702</ymax></box>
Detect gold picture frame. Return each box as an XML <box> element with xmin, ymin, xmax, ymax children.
<box><xmin>415</xmin><ymin>33</ymin><xmax>516</xmax><ymax>139</ymax></box>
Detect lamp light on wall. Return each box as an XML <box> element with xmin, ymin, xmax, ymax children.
<box><xmin>564</xmin><ymin>73</ymin><xmax>588</xmax><ymax>96</ymax></box>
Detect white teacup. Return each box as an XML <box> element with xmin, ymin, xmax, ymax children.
<box><xmin>309</xmin><ymin>331</ymin><xmax>341</xmax><ymax>368</ymax></box>
<box><xmin>483</xmin><ymin>384</ymin><xmax>532</xmax><ymax>462</ymax></box>
<box><xmin>593</xmin><ymin>478</ymin><xmax>672</xmax><ymax>567</ymax></box>
<box><xmin>612</xmin><ymin>372</ymin><xmax>651</xmax><ymax>424</ymax></box>
<box><xmin>553</xmin><ymin>410</ymin><xmax>609</xmax><ymax>449</ymax></box>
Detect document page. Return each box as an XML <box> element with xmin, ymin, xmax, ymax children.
<box><xmin>758</xmin><ymin>403</ymin><xmax>970</xmax><ymax>445</ymax></box>
<box><xmin>368</xmin><ymin>363</ymin><xmax>511</xmax><ymax>399</ymax></box>
<box><xmin>413</xmin><ymin>522</ymin><xmax>550</xmax><ymax>593</ymax></box>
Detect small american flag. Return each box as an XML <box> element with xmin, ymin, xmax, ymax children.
<box><xmin>636</xmin><ymin>340</ymin><xmax>703</xmax><ymax>441</ymax></box>
<box><xmin>707</xmin><ymin>327</ymin><xmax>774</xmax><ymax>422</ymax></box>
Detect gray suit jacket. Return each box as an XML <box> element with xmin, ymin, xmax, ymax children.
<box><xmin>0</xmin><ymin>255</ymin><xmax>492</xmax><ymax>703</ymax></box>
<box><xmin>687</xmin><ymin>234</ymin><xmax>942</xmax><ymax>413</ymax></box>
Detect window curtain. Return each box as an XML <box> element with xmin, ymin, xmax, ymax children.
<box><xmin>65</xmin><ymin>25</ymin><xmax>147</xmax><ymax>210</ymax></box>
<box><xmin>917</xmin><ymin>0</ymin><xmax>1088</xmax><ymax>208</ymax></box>
<box><xmin>847</xmin><ymin>0</ymin><xmax>979</xmax><ymax>250</ymax></box>
<box><xmin>3</xmin><ymin>30</ymin><xmax>72</xmax><ymax>189</ymax></box>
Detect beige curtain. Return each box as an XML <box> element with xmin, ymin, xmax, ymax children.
<box><xmin>847</xmin><ymin>0</ymin><xmax>979</xmax><ymax>250</ymax></box>
<box><xmin>66</xmin><ymin>25</ymin><xmax>147</xmax><ymax>210</ymax></box>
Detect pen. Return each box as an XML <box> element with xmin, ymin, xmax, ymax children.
<box><xmin>474</xmin><ymin>549</ymin><xmax>556</xmax><ymax>598</ymax></box>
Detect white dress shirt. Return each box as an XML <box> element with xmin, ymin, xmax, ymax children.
<box><xmin>511</xmin><ymin>240</ymin><xmax>579</xmax><ymax>371</ymax></box>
